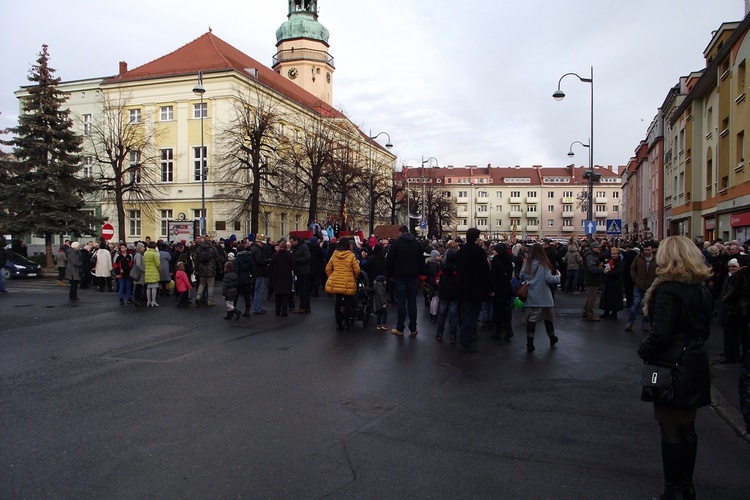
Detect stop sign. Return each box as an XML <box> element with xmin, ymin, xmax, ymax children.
<box><xmin>101</xmin><ymin>223</ymin><xmax>115</xmax><ymax>240</ymax></box>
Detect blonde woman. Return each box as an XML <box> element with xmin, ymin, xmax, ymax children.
<box><xmin>637</xmin><ymin>236</ymin><xmax>713</xmax><ymax>499</ymax></box>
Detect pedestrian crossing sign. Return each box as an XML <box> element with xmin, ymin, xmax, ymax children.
<box><xmin>606</xmin><ymin>219</ymin><xmax>622</xmax><ymax>235</ymax></box>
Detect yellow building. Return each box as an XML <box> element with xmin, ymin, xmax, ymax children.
<box><xmin>15</xmin><ymin>1</ymin><xmax>395</xmax><ymax>244</ymax></box>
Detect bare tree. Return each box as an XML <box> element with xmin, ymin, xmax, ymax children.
<box><xmin>84</xmin><ymin>88</ymin><xmax>165</xmax><ymax>242</ymax></box>
<box><xmin>576</xmin><ymin>188</ymin><xmax>590</xmax><ymax>216</ymax></box>
<box><xmin>286</xmin><ymin>115</ymin><xmax>336</xmax><ymax>227</ymax></box>
<box><xmin>323</xmin><ymin>133</ymin><xmax>367</xmax><ymax>231</ymax></box>
<box><xmin>214</xmin><ymin>87</ymin><xmax>284</xmax><ymax>234</ymax></box>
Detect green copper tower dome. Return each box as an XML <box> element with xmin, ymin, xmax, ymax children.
<box><xmin>276</xmin><ymin>0</ymin><xmax>330</xmax><ymax>45</ymax></box>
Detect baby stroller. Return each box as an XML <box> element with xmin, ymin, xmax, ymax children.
<box><xmin>341</xmin><ymin>273</ymin><xmax>373</xmax><ymax>329</ymax></box>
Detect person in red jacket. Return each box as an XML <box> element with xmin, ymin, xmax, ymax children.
<box><xmin>174</xmin><ymin>261</ymin><xmax>193</xmax><ymax>308</ymax></box>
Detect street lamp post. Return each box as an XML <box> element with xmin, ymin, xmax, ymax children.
<box><xmin>193</xmin><ymin>71</ymin><xmax>206</xmax><ymax>236</ymax></box>
<box><xmin>553</xmin><ymin>67</ymin><xmax>594</xmax><ymax>231</ymax></box>
<box><xmin>368</xmin><ymin>130</ymin><xmax>393</xmax><ymax>235</ymax></box>
<box><xmin>421</xmin><ymin>156</ymin><xmax>438</xmax><ymax>237</ymax></box>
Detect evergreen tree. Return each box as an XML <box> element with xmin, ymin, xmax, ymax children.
<box><xmin>2</xmin><ymin>45</ymin><xmax>100</xmax><ymax>266</ymax></box>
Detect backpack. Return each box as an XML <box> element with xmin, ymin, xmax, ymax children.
<box><xmin>197</xmin><ymin>245</ymin><xmax>213</xmax><ymax>264</ymax></box>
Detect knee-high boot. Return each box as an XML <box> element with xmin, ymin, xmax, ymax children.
<box><xmin>526</xmin><ymin>321</ymin><xmax>536</xmax><ymax>351</ymax></box>
<box><xmin>660</xmin><ymin>442</ymin><xmax>683</xmax><ymax>500</ymax></box>
<box><xmin>681</xmin><ymin>433</ymin><xmax>697</xmax><ymax>500</ymax></box>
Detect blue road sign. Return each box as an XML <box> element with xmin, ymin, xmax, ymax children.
<box><xmin>584</xmin><ymin>220</ymin><xmax>596</xmax><ymax>235</ymax></box>
<box><xmin>606</xmin><ymin>219</ymin><xmax>622</xmax><ymax>235</ymax></box>
<box><xmin>420</xmin><ymin>220</ymin><xmax>426</xmax><ymax>229</ymax></box>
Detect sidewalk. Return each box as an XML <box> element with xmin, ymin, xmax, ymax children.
<box><xmin>554</xmin><ymin>289</ymin><xmax>750</xmax><ymax>442</ymax></box>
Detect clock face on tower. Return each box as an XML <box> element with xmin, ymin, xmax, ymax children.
<box><xmin>288</xmin><ymin>67</ymin><xmax>298</xmax><ymax>80</ymax></box>
<box><xmin>326</xmin><ymin>72</ymin><xmax>331</xmax><ymax>83</ymax></box>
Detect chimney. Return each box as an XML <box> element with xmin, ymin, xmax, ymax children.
<box><xmin>119</xmin><ymin>61</ymin><xmax>128</xmax><ymax>77</ymax></box>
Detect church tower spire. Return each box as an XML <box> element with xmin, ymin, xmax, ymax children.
<box><xmin>273</xmin><ymin>0</ymin><xmax>334</xmax><ymax>105</ymax></box>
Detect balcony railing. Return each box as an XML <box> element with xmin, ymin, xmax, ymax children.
<box><xmin>526</xmin><ymin>196</ymin><xmax>539</xmax><ymax>204</ymax></box>
<box><xmin>509</xmin><ymin>210</ymin><xmax>523</xmax><ymax>218</ymax></box>
<box><xmin>562</xmin><ymin>226</ymin><xmax>575</xmax><ymax>232</ymax></box>
<box><xmin>273</xmin><ymin>48</ymin><xmax>335</xmax><ymax>68</ymax></box>
<box><xmin>456</xmin><ymin>224</ymin><xmax>469</xmax><ymax>231</ymax></box>
<box><xmin>595</xmin><ymin>196</ymin><xmax>608</xmax><ymax>203</ymax></box>
<box><xmin>595</xmin><ymin>210</ymin><xmax>608</xmax><ymax>218</ymax></box>
<box><xmin>526</xmin><ymin>225</ymin><xmax>539</xmax><ymax>232</ymax></box>
<box><xmin>561</xmin><ymin>212</ymin><xmax>575</xmax><ymax>218</ymax></box>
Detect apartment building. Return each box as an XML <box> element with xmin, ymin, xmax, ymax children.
<box><xmin>399</xmin><ymin>164</ymin><xmax>623</xmax><ymax>240</ymax></box>
<box><xmin>626</xmin><ymin>11</ymin><xmax>750</xmax><ymax>244</ymax></box>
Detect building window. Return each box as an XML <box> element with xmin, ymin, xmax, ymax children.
<box><xmin>527</xmin><ymin>205</ymin><xmax>537</xmax><ymax>213</ymax></box>
<box><xmin>510</xmin><ymin>191</ymin><xmax>520</xmax><ymax>198</ymax></box>
<box><xmin>215</xmin><ymin>221</ymin><xmax>227</xmax><ymax>231</ymax></box>
<box><xmin>280</xmin><ymin>213</ymin><xmax>287</xmax><ymax>236</ymax></box>
<box><xmin>458</xmin><ymin>190</ymin><xmax>467</xmax><ymax>198</ymax></box>
<box><xmin>83</xmin><ymin>114</ymin><xmax>92</xmax><ymax>135</ymax></box>
<box><xmin>548</xmin><ymin>219</ymin><xmax>555</xmax><ymax>227</ymax></box>
<box><xmin>612</xmin><ymin>191</ymin><xmax>619</xmax><ymax>199</ymax></box>
<box><xmin>563</xmin><ymin>190</ymin><xmax>573</xmax><ymax>198</ymax></box>
<box><xmin>547</xmin><ymin>191</ymin><xmax>554</xmax><ymax>198</ymax></box>
<box><xmin>193</xmin><ymin>209</ymin><xmax>205</xmax><ymax>227</ymax></box>
<box><xmin>477</xmin><ymin>191</ymin><xmax>488</xmax><ymax>198</ymax></box>
<box><xmin>193</xmin><ymin>102</ymin><xmax>207</xmax><ymax>119</ymax></box>
<box><xmin>129</xmin><ymin>210</ymin><xmax>141</xmax><ymax>236</ymax></box>
<box><xmin>161</xmin><ymin>148</ymin><xmax>174</xmax><ymax>182</ymax></box>
<box><xmin>129</xmin><ymin>150</ymin><xmax>141</xmax><ymax>184</ymax></box>
<box><xmin>548</xmin><ymin>205</ymin><xmax>555</xmax><ymax>213</ymax></box>
<box><xmin>82</xmin><ymin>156</ymin><xmax>93</xmax><ymax>178</ymax></box>
<box><xmin>495</xmin><ymin>220</ymin><xmax>502</xmax><ymax>227</ymax></box>
<box><xmin>562</xmin><ymin>219</ymin><xmax>573</xmax><ymax>227</ymax></box>
<box><xmin>295</xmin><ymin>215</ymin><xmax>301</xmax><ymax>231</ymax></box>
<box><xmin>613</xmin><ymin>205</ymin><xmax>619</xmax><ymax>213</ymax></box>
<box><xmin>160</xmin><ymin>106</ymin><xmax>174</xmax><ymax>121</ymax></box>
<box><xmin>596</xmin><ymin>204</ymin><xmax>606</xmax><ymax>212</ymax></box>
<box><xmin>496</xmin><ymin>191</ymin><xmax>503</xmax><ymax>198</ymax></box>
<box><xmin>477</xmin><ymin>218</ymin><xmax>487</xmax><ymax>227</ymax></box>
<box><xmin>528</xmin><ymin>191</ymin><xmax>537</xmax><ymax>198</ymax></box>
<box><xmin>510</xmin><ymin>204</ymin><xmax>521</xmax><ymax>212</ymax></box>
<box><xmin>128</xmin><ymin>108</ymin><xmax>141</xmax><ymax>124</ymax></box>
<box><xmin>477</xmin><ymin>205</ymin><xmax>487</xmax><ymax>213</ymax></box>
<box><xmin>160</xmin><ymin>209</ymin><xmax>173</xmax><ymax>237</ymax></box>
<box><xmin>562</xmin><ymin>205</ymin><xmax>572</xmax><ymax>212</ymax></box>
<box><xmin>234</xmin><ymin>220</ymin><xmax>242</xmax><ymax>231</ymax></box>
<box><xmin>194</xmin><ymin>146</ymin><xmax>207</xmax><ymax>181</ymax></box>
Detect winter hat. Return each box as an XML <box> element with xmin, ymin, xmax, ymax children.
<box><xmin>375</xmin><ymin>275</ymin><xmax>386</xmax><ymax>283</ymax></box>
<box><xmin>728</xmin><ymin>258</ymin><xmax>739</xmax><ymax>268</ymax></box>
<box><xmin>310</xmin><ymin>236</ymin><xmax>318</xmax><ymax>244</ymax></box>
<box><xmin>71</xmin><ymin>241</ymin><xmax>80</xmax><ymax>250</ymax></box>
<box><xmin>430</xmin><ymin>249</ymin><xmax>440</xmax><ymax>258</ymax></box>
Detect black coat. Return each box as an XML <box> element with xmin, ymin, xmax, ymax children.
<box><xmin>386</xmin><ymin>233</ymin><xmax>424</xmax><ymax>280</ymax></box>
<box><xmin>436</xmin><ymin>250</ymin><xmax>459</xmax><ymax>301</ymax></box>
<box><xmin>291</xmin><ymin>241</ymin><xmax>311</xmax><ymax>276</ymax></box>
<box><xmin>599</xmin><ymin>257</ymin><xmax>625</xmax><ymax>312</ymax></box>
<box><xmin>638</xmin><ymin>280</ymin><xmax>712</xmax><ymax>408</ymax></box>
<box><xmin>268</xmin><ymin>248</ymin><xmax>295</xmax><ymax>295</ymax></box>
<box><xmin>491</xmin><ymin>252</ymin><xmax>514</xmax><ymax>304</ymax></box>
<box><xmin>456</xmin><ymin>242</ymin><xmax>492</xmax><ymax>303</ymax></box>
<box><xmin>233</xmin><ymin>250</ymin><xmax>254</xmax><ymax>286</ymax></box>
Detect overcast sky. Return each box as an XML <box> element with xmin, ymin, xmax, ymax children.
<box><xmin>0</xmin><ymin>0</ymin><xmax>745</xmax><ymax>170</ymax></box>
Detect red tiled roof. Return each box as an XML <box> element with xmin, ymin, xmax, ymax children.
<box><xmin>104</xmin><ymin>31</ymin><xmax>343</xmax><ymax>119</ymax></box>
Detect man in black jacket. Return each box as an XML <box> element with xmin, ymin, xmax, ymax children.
<box><xmin>250</xmin><ymin>235</ymin><xmax>270</xmax><ymax>314</ymax></box>
<box><xmin>456</xmin><ymin>228</ymin><xmax>492</xmax><ymax>352</ymax></box>
<box><xmin>386</xmin><ymin>225</ymin><xmax>424</xmax><ymax>336</ymax></box>
<box><xmin>289</xmin><ymin>234</ymin><xmax>312</xmax><ymax>313</ymax></box>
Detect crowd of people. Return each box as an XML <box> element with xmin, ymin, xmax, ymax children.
<box><xmin>6</xmin><ymin>225</ymin><xmax>750</xmax><ymax>498</ymax></box>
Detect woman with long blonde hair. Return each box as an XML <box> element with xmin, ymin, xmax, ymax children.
<box><xmin>638</xmin><ymin>236</ymin><xmax>713</xmax><ymax>499</ymax></box>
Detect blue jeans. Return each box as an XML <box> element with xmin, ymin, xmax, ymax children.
<box><xmin>628</xmin><ymin>287</ymin><xmax>649</xmax><ymax>326</ymax></box>
<box><xmin>436</xmin><ymin>299</ymin><xmax>459</xmax><ymax>339</ymax></box>
<box><xmin>565</xmin><ymin>269</ymin><xmax>579</xmax><ymax>292</ymax></box>
<box><xmin>253</xmin><ymin>276</ymin><xmax>266</xmax><ymax>312</ymax></box>
<box><xmin>118</xmin><ymin>278</ymin><xmax>132</xmax><ymax>301</ymax></box>
<box><xmin>0</xmin><ymin>266</ymin><xmax>6</xmax><ymax>292</ymax></box>
<box><xmin>460</xmin><ymin>301</ymin><xmax>482</xmax><ymax>348</ymax></box>
<box><xmin>481</xmin><ymin>301</ymin><xmax>493</xmax><ymax>323</ymax></box>
<box><xmin>394</xmin><ymin>278</ymin><xmax>418</xmax><ymax>332</ymax></box>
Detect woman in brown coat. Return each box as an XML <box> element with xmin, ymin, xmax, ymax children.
<box><xmin>325</xmin><ymin>237</ymin><xmax>360</xmax><ymax>329</ymax></box>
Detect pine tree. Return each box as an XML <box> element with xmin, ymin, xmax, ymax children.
<box><xmin>2</xmin><ymin>45</ymin><xmax>100</xmax><ymax>266</ymax></box>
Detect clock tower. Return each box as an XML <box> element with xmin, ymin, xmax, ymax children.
<box><xmin>273</xmin><ymin>0</ymin><xmax>335</xmax><ymax>105</ymax></box>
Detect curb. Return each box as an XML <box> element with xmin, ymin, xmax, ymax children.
<box><xmin>710</xmin><ymin>382</ymin><xmax>750</xmax><ymax>443</ymax></box>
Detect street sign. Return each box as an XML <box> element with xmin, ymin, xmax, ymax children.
<box><xmin>420</xmin><ymin>220</ymin><xmax>426</xmax><ymax>229</ymax></box>
<box><xmin>101</xmin><ymin>223</ymin><xmax>115</xmax><ymax>240</ymax></box>
<box><xmin>606</xmin><ymin>219</ymin><xmax>622</xmax><ymax>235</ymax></box>
<box><xmin>584</xmin><ymin>220</ymin><xmax>596</xmax><ymax>235</ymax></box>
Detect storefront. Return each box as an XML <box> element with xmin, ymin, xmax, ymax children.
<box><xmin>730</xmin><ymin>211</ymin><xmax>750</xmax><ymax>244</ymax></box>
<box><xmin>704</xmin><ymin>216</ymin><xmax>716</xmax><ymax>243</ymax></box>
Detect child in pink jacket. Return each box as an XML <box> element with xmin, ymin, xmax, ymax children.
<box><xmin>174</xmin><ymin>261</ymin><xmax>193</xmax><ymax>307</ymax></box>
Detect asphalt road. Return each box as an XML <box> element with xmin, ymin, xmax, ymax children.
<box><xmin>1</xmin><ymin>278</ymin><xmax>748</xmax><ymax>499</ymax></box>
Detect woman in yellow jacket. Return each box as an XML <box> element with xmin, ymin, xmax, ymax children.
<box><xmin>143</xmin><ymin>241</ymin><xmax>161</xmax><ymax>307</ymax></box>
<box><xmin>325</xmin><ymin>237</ymin><xmax>360</xmax><ymax>329</ymax></box>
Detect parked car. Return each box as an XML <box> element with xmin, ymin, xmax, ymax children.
<box><xmin>3</xmin><ymin>251</ymin><xmax>43</xmax><ymax>279</ymax></box>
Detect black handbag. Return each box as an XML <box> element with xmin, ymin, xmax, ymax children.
<box><xmin>641</xmin><ymin>345</ymin><xmax>687</xmax><ymax>402</ymax></box>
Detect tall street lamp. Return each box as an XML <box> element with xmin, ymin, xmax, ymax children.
<box><xmin>368</xmin><ymin>130</ymin><xmax>393</xmax><ymax>235</ymax></box>
<box><xmin>567</xmin><ymin>140</ymin><xmax>600</xmax><ymax>235</ymax></box>
<box><xmin>421</xmin><ymin>156</ymin><xmax>438</xmax><ymax>237</ymax></box>
<box><xmin>193</xmin><ymin>71</ymin><xmax>206</xmax><ymax>236</ymax></box>
<box><xmin>553</xmin><ymin>67</ymin><xmax>594</xmax><ymax>230</ymax></box>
